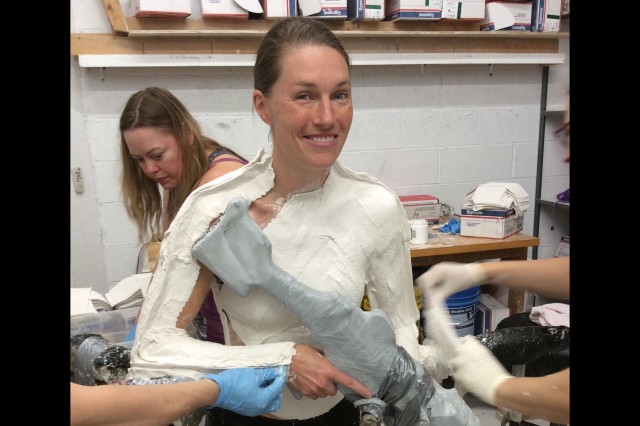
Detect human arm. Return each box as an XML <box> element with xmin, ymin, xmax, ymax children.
<box><xmin>447</xmin><ymin>335</ymin><xmax>569</xmax><ymax>424</ymax></box>
<box><xmin>71</xmin><ymin>380</ymin><xmax>217</xmax><ymax>426</ymax></box>
<box><xmin>130</xmin><ymin>185</ymin><xmax>297</xmax><ymax>378</ymax></box>
<box><xmin>416</xmin><ymin>257</ymin><xmax>569</xmax><ymax>306</ymax></box>
<box><xmin>197</xmin><ymin>154</ymin><xmax>246</xmax><ymax>188</ymax></box>
<box><xmin>288</xmin><ymin>344</ymin><xmax>372</xmax><ymax>400</ymax></box>
<box><xmin>495</xmin><ymin>368</ymin><xmax>569</xmax><ymax>424</ymax></box>
<box><xmin>71</xmin><ymin>366</ymin><xmax>286</xmax><ymax>426</ymax></box>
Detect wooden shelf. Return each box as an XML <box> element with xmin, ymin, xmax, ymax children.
<box><xmin>537</xmin><ymin>199</ymin><xmax>570</xmax><ymax>209</ymax></box>
<box><xmin>71</xmin><ymin>0</ymin><xmax>568</xmax><ymax>58</ymax></box>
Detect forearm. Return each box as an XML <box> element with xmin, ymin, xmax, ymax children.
<box><xmin>493</xmin><ymin>368</ymin><xmax>570</xmax><ymax>425</ymax></box>
<box><xmin>71</xmin><ymin>380</ymin><xmax>218</xmax><ymax>426</ymax></box>
<box><xmin>481</xmin><ymin>257</ymin><xmax>569</xmax><ymax>300</ymax></box>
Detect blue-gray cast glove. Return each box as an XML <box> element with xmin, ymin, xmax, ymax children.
<box><xmin>204</xmin><ymin>366</ymin><xmax>286</xmax><ymax>416</ymax></box>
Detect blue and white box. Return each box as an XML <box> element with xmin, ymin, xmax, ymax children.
<box><xmin>474</xmin><ymin>293</ymin><xmax>511</xmax><ymax>334</ymax></box>
<box><xmin>348</xmin><ymin>0</ymin><xmax>385</xmax><ymax>20</ymax></box>
<box><xmin>460</xmin><ymin>206</ymin><xmax>524</xmax><ymax>239</ymax></box>
<box><xmin>310</xmin><ymin>0</ymin><xmax>348</xmax><ymax>18</ymax></box>
<box><xmin>385</xmin><ymin>0</ymin><xmax>442</xmax><ymax>21</ymax></box>
<box><xmin>479</xmin><ymin>1</ymin><xmax>533</xmax><ymax>31</ymax></box>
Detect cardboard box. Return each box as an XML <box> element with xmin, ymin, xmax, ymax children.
<box><xmin>474</xmin><ymin>293</ymin><xmax>510</xmax><ymax>335</ymax></box>
<box><xmin>384</xmin><ymin>0</ymin><xmax>442</xmax><ymax>20</ymax></box>
<box><xmin>399</xmin><ymin>195</ymin><xmax>442</xmax><ymax>224</ymax></box>
<box><xmin>202</xmin><ymin>0</ymin><xmax>259</xmax><ymax>18</ymax></box>
<box><xmin>479</xmin><ymin>1</ymin><xmax>532</xmax><ymax>31</ymax></box>
<box><xmin>460</xmin><ymin>207</ymin><xmax>524</xmax><ymax>239</ymax></box>
<box><xmin>441</xmin><ymin>0</ymin><xmax>485</xmax><ymax>19</ymax></box>
<box><xmin>542</xmin><ymin>0</ymin><xmax>562</xmax><ymax>31</ymax></box>
<box><xmin>348</xmin><ymin>0</ymin><xmax>385</xmax><ymax>20</ymax></box>
<box><xmin>531</xmin><ymin>0</ymin><xmax>563</xmax><ymax>31</ymax></box>
<box><xmin>128</xmin><ymin>0</ymin><xmax>191</xmax><ymax>17</ymax></box>
<box><xmin>262</xmin><ymin>0</ymin><xmax>298</xmax><ymax>18</ymax></box>
<box><xmin>262</xmin><ymin>0</ymin><xmax>346</xmax><ymax>17</ymax></box>
<box><xmin>311</xmin><ymin>0</ymin><xmax>348</xmax><ymax>18</ymax></box>
<box><xmin>555</xmin><ymin>234</ymin><xmax>570</xmax><ymax>257</ymax></box>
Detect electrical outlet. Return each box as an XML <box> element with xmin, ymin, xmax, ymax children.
<box><xmin>71</xmin><ymin>167</ymin><xmax>84</xmax><ymax>193</ymax></box>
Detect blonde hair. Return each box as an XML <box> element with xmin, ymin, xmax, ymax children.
<box><xmin>119</xmin><ymin>87</ymin><xmax>238</xmax><ymax>241</ymax></box>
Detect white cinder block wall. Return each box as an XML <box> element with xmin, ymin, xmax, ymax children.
<box><xmin>70</xmin><ymin>1</ymin><xmax>570</xmax><ymax>295</ymax></box>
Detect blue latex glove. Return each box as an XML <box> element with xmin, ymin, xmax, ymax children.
<box><xmin>204</xmin><ymin>366</ymin><xmax>286</xmax><ymax>416</ymax></box>
<box><xmin>439</xmin><ymin>217</ymin><xmax>460</xmax><ymax>234</ymax></box>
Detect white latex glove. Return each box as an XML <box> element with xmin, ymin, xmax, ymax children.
<box><xmin>449</xmin><ymin>335</ymin><xmax>513</xmax><ymax>406</ymax></box>
<box><xmin>415</xmin><ymin>262</ymin><xmax>489</xmax><ymax>309</ymax></box>
<box><xmin>418</xmin><ymin>340</ymin><xmax>451</xmax><ymax>383</ymax></box>
<box><xmin>417</xmin><ymin>262</ymin><xmax>488</xmax><ymax>360</ymax></box>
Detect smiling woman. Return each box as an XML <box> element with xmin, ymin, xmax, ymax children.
<box><xmin>126</xmin><ymin>17</ymin><xmax>478</xmax><ymax>426</ymax></box>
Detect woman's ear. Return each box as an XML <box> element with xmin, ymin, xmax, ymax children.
<box><xmin>253</xmin><ymin>90</ymin><xmax>271</xmax><ymax>125</ymax></box>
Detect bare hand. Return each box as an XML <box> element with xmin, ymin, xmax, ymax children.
<box><xmin>289</xmin><ymin>344</ymin><xmax>372</xmax><ymax>400</ymax></box>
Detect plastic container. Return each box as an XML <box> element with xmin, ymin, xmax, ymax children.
<box><xmin>445</xmin><ymin>286</ymin><xmax>481</xmax><ymax>338</ymax></box>
<box><xmin>70</xmin><ymin>307</ymin><xmax>139</xmax><ymax>344</ymax></box>
<box><xmin>409</xmin><ymin>218</ymin><xmax>429</xmax><ymax>244</ymax></box>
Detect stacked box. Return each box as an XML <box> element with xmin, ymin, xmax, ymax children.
<box><xmin>201</xmin><ymin>0</ymin><xmax>251</xmax><ymax>19</ymax></box>
<box><xmin>310</xmin><ymin>0</ymin><xmax>348</xmax><ymax>18</ymax></box>
<box><xmin>347</xmin><ymin>0</ymin><xmax>385</xmax><ymax>20</ymax></box>
<box><xmin>128</xmin><ymin>0</ymin><xmax>191</xmax><ymax>17</ymax></box>
<box><xmin>479</xmin><ymin>1</ymin><xmax>532</xmax><ymax>31</ymax></box>
<box><xmin>441</xmin><ymin>0</ymin><xmax>485</xmax><ymax>19</ymax></box>
<box><xmin>474</xmin><ymin>293</ymin><xmax>510</xmax><ymax>335</ymax></box>
<box><xmin>262</xmin><ymin>0</ymin><xmax>298</xmax><ymax>18</ymax></box>
<box><xmin>542</xmin><ymin>0</ymin><xmax>562</xmax><ymax>31</ymax></box>
<box><xmin>385</xmin><ymin>0</ymin><xmax>442</xmax><ymax>21</ymax></box>
<box><xmin>531</xmin><ymin>0</ymin><xmax>563</xmax><ymax>31</ymax></box>
<box><xmin>399</xmin><ymin>195</ymin><xmax>441</xmax><ymax>225</ymax></box>
<box><xmin>460</xmin><ymin>206</ymin><xmax>523</xmax><ymax>239</ymax></box>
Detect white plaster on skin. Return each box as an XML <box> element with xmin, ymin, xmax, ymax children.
<box><xmin>128</xmin><ymin>150</ymin><xmax>424</xmax><ymax>420</ymax></box>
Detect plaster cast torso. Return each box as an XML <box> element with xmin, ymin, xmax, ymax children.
<box><xmin>128</xmin><ymin>150</ymin><xmax>420</xmax><ymax>420</ymax></box>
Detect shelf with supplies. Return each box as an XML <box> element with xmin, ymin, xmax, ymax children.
<box><xmin>70</xmin><ymin>0</ymin><xmax>568</xmax><ymax>67</ymax></box>
<box><xmin>532</xmin><ymin>66</ymin><xmax>568</xmax><ymax>259</ymax></box>
<box><xmin>537</xmin><ymin>199</ymin><xmax>569</xmax><ymax>209</ymax></box>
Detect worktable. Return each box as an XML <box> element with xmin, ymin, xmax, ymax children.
<box><xmin>410</xmin><ymin>232</ymin><xmax>540</xmax><ymax>314</ymax></box>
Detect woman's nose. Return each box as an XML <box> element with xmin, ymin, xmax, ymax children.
<box><xmin>141</xmin><ymin>161</ymin><xmax>158</xmax><ymax>174</ymax></box>
<box><xmin>312</xmin><ymin>98</ymin><xmax>335</xmax><ymax>127</ymax></box>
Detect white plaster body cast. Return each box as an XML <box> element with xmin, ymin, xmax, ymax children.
<box><xmin>128</xmin><ymin>150</ymin><xmax>427</xmax><ymax>420</ymax></box>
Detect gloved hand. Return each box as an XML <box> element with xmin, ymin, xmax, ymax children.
<box><xmin>449</xmin><ymin>335</ymin><xmax>512</xmax><ymax>406</ymax></box>
<box><xmin>204</xmin><ymin>366</ymin><xmax>286</xmax><ymax>416</ymax></box>
<box><xmin>416</xmin><ymin>262</ymin><xmax>488</xmax><ymax>309</ymax></box>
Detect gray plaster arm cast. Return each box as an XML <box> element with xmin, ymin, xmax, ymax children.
<box><xmin>192</xmin><ymin>196</ymin><xmax>479</xmax><ymax>426</ymax></box>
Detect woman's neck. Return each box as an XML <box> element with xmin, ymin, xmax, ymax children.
<box><xmin>270</xmin><ymin>157</ymin><xmax>330</xmax><ymax>199</ymax></box>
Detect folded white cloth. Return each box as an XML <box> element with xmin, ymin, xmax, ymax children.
<box><xmin>462</xmin><ymin>182</ymin><xmax>530</xmax><ymax>217</ymax></box>
<box><xmin>529</xmin><ymin>303</ymin><xmax>570</xmax><ymax>327</ymax></box>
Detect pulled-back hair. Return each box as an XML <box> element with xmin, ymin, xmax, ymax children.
<box><xmin>254</xmin><ymin>17</ymin><xmax>351</xmax><ymax>96</ymax></box>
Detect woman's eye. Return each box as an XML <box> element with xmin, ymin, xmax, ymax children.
<box><xmin>334</xmin><ymin>92</ymin><xmax>350</xmax><ymax>101</ymax></box>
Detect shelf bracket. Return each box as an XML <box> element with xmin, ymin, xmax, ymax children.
<box><xmin>488</xmin><ymin>64</ymin><xmax>494</xmax><ymax>76</ymax></box>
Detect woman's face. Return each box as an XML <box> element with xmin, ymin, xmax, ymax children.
<box><xmin>254</xmin><ymin>45</ymin><xmax>352</xmax><ymax>172</ymax></box>
<box><xmin>124</xmin><ymin>127</ymin><xmax>182</xmax><ymax>190</ymax></box>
